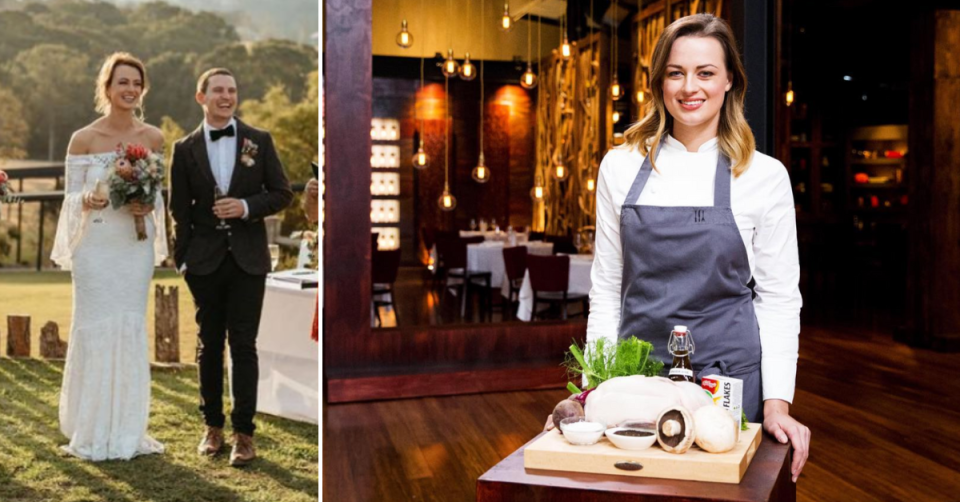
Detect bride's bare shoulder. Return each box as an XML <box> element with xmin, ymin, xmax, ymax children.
<box><xmin>67</xmin><ymin>124</ymin><xmax>101</xmax><ymax>156</ymax></box>
<box><xmin>138</xmin><ymin>123</ymin><xmax>165</xmax><ymax>153</ymax></box>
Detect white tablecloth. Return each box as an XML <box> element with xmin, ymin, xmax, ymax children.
<box><xmin>252</xmin><ymin>279</ymin><xmax>318</xmax><ymax>423</ymax></box>
<box><xmin>460</xmin><ymin>230</ymin><xmax>529</xmax><ymax>244</ymax></box>
<box><xmin>466</xmin><ymin>240</ymin><xmax>554</xmax><ymax>290</ymax></box>
<box><xmin>516</xmin><ymin>254</ymin><xmax>594</xmax><ymax>321</ymax></box>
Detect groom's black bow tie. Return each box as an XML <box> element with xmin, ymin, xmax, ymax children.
<box><xmin>210</xmin><ymin>124</ymin><xmax>236</xmax><ymax>142</ymax></box>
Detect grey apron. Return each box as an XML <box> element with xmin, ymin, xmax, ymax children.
<box><xmin>618</xmin><ymin>145</ymin><xmax>763</xmax><ymax>422</ymax></box>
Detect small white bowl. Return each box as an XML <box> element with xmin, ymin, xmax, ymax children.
<box><xmin>559</xmin><ymin>417</ymin><xmax>605</xmax><ymax>446</ymax></box>
<box><xmin>604</xmin><ymin>427</ymin><xmax>657</xmax><ymax>450</ymax></box>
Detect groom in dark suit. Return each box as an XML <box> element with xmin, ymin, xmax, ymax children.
<box><xmin>169</xmin><ymin>68</ymin><xmax>293</xmax><ymax>466</ymax></box>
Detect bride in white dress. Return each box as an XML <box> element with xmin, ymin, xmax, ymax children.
<box><xmin>51</xmin><ymin>52</ymin><xmax>168</xmax><ymax>461</ymax></box>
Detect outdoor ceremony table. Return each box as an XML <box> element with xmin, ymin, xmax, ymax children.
<box><xmin>252</xmin><ymin>275</ymin><xmax>318</xmax><ymax>424</ymax></box>
<box><xmin>515</xmin><ymin>253</ymin><xmax>593</xmax><ymax>321</ymax></box>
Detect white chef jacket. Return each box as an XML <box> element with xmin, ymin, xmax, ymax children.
<box><xmin>588</xmin><ymin>134</ymin><xmax>802</xmax><ymax>403</ymax></box>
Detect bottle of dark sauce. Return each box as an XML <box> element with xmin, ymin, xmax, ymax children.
<box><xmin>667</xmin><ymin>325</ymin><xmax>695</xmax><ymax>383</ymax></box>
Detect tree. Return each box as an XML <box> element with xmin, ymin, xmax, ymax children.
<box><xmin>0</xmin><ymin>86</ymin><xmax>29</xmax><ymax>160</ymax></box>
<box><xmin>10</xmin><ymin>44</ymin><xmax>93</xmax><ymax>160</ymax></box>
<box><xmin>145</xmin><ymin>51</ymin><xmax>203</xmax><ymax>130</ymax></box>
<box><xmin>240</xmin><ymin>71</ymin><xmax>319</xmax><ymax>234</ymax></box>
<box><xmin>195</xmin><ymin>39</ymin><xmax>317</xmax><ymax>103</ymax></box>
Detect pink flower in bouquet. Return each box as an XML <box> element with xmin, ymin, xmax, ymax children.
<box><xmin>114</xmin><ymin>158</ymin><xmax>137</xmax><ymax>182</ymax></box>
<box><xmin>0</xmin><ymin>170</ymin><xmax>8</xmax><ymax>185</ymax></box>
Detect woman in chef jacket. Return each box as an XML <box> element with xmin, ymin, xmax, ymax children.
<box><xmin>589</xmin><ymin>14</ymin><xmax>810</xmax><ymax>481</ymax></box>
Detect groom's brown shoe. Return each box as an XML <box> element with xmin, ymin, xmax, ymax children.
<box><xmin>230</xmin><ymin>433</ymin><xmax>256</xmax><ymax>467</ymax></box>
<box><xmin>197</xmin><ymin>426</ymin><xmax>224</xmax><ymax>456</ymax></box>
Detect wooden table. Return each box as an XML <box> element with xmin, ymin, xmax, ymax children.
<box><xmin>477</xmin><ymin>431</ymin><xmax>795</xmax><ymax>502</ymax></box>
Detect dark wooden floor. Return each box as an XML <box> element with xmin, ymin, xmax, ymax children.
<box><xmin>324</xmin><ymin>314</ymin><xmax>960</xmax><ymax>501</ymax></box>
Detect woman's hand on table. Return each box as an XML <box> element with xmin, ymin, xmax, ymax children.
<box><xmin>763</xmin><ymin>399</ymin><xmax>810</xmax><ymax>483</ymax></box>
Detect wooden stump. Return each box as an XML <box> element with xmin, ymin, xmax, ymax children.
<box><xmin>155</xmin><ymin>285</ymin><xmax>180</xmax><ymax>363</ymax></box>
<box><xmin>6</xmin><ymin>315</ymin><xmax>30</xmax><ymax>357</ymax></box>
<box><xmin>39</xmin><ymin>321</ymin><xmax>67</xmax><ymax>359</ymax></box>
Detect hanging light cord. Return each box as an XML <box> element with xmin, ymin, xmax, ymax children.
<box><xmin>418</xmin><ymin>0</ymin><xmax>425</xmax><ymax>144</ymax></box>
<box><xmin>479</xmin><ymin>0</ymin><xmax>485</xmax><ymax>157</ymax></box>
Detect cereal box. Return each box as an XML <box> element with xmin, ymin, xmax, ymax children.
<box><xmin>701</xmin><ymin>374</ymin><xmax>743</xmax><ymax>442</ymax></box>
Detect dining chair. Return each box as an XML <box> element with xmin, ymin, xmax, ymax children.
<box><xmin>436</xmin><ymin>236</ymin><xmax>492</xmax><ymax>320</ymax></box>
<box><xmin>526</xmin><ymin>254</ymin><xmax>588</xmax><ymax>320</ymax></box>
<box><xmin>502</xmin><ymin>246</ymin><xmax>528</xmax><ymax>319</ymax></box>
<box><xmin>371</xmin><ymin>248</ymin><xmax>402</xmax><ymax>327</ymax></box>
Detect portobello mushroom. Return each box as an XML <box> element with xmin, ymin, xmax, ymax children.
<box><xmin>656</xmin><ymin>406</ymin><xmax>695</xmax><ymax>454</ymax></box>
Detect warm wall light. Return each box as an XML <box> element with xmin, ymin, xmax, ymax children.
<box><xmin>636</xmin><ymin>90</ymin><xmax>645</xmax><ymax>103</ymax></box>
<box><xmin>499</xmin><ymin>2</ymin><xmax>513</xmax><ymax>31</ymax></box>
<box><xmin>586</xmin><ymin>178</ymin><xmax>596</xmax><ymax>192</ymax></box>
<box><xmin>442</xmin><ymin>49</ymin><xmax>460</xmax><ymax>77</ymax></box>
<box><xmin>460</xmin><ymin>53</ymin><xmax>477</xmax><ymax>81</ymax></box>
<box><xmin>520</xmin><ymin>64</ymin><xmax>538</xmax><ymax>89</ymax></box>
<box><xmin>610</xmin><ymin>78</ymin><xmax>623</xmax><ymax>100</ymax></box>
<box><xmin>785</xmin><ymin>81</ymin><xmax>795</xmax><ymax>107</ymax></box>
<box><xmin>561</xmin><ymin>38</ymin><xmax>573</xmax><ymax>60</ymax></box>
<box><xmin>396</xmin><ymin>19</ymin><xmax>414</xmax><ymax>48</ymax></box>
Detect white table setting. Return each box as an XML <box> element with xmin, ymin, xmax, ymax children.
<box><xmin>515</xmin><ymin>253</ymin><xmax>594</xmax><ymax>321</ymax></box>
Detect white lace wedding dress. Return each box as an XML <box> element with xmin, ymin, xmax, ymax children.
<box><xmin>51</xmin><ymin>152</ymin><xmax>168</xmax><ymax>461</ymax></box>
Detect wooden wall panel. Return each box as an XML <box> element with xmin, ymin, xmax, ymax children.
<box><xmin>323</xmin><ymin>0</ymin><xmax>373</xmax><ymax>365</ymax></box>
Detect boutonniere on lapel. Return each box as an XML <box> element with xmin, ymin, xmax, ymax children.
<box><xmin>240</xmin><ymin>138</ymin><xmax>259</xmax><ymax>167</ymax></box>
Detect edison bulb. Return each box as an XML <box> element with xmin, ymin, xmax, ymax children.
<box><xmin>412</xmin><ymin>145</ymin><xmax>429</xmax><ymax>170</ymax></box>
<box><xmin>586</xmin><ymin>178</ymin><xmax>596</xmax><ymax>192</ymax></box>
<box><xmin>499</xmin><ymin>2</ymin><xmax>513</xmax><ymax>32</ymax></box>
<box><xmin>612</xmin><ymin>110</ymin><xmax>621</xmax><ymax>123</ymax></box>
<box><xmin>636</xmin><ymin>90</ymin><xmax>646</xmax><ymax>103</ymax></box>
<box><xmin>785</xmin><ymin>89</ymin><xmax>795</xmax><ymax>106</ymax></box>
<box><xmin>396</xmin><ymin>20</ymin><xmax>414</xmax><ymax>49</ymax></box>
<box><xmin>520</xmin><ymin>64</ymin><xmax>537</xmax><ymax>89</ymax></box>
<box><xmin>554</xmin><ymin>163</ymin><xmax>569</xmax><ymax>180</ymax></box>
<box><xmin>471</xmin><ymin>154</ymin><xmax>490</xmax><ymax>183</ymax></box>
<box><xmin>530</xmin><ymin>185</ymin><xmax>544</xmax><ymax>200</ymax></box>
<box><xmin>610</xmin><ymin>79</ymin><xmax>623</xmax><ymax>101</ymax></box>
<box><xmin>460</xmin><ymin>53</ymin><xmax>477</xmax><ymax>81</ymax></box>
<box><xmin>561</xmin><ymin>38</ymin><xmax>573</xmax><ymax>60</ymax></box>
<box><xmin>438</xmin><ymin>188</ymin><xmax>457</xmax><ymax>211</ymax></box>
<box><xmin>442</xmin><ymin>49</ymin><xmax>460</xmax><ymax>77</ymax></box>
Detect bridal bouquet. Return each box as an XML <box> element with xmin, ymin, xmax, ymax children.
<box><xmin>107</xmin><ymin>143</ymin><xmax>165</xmax><ymax>241</ymax></box>
<box><xmin>0</xmin><ymin>169</ymin><xmax>17</xmax><ymax>203</ymax></box>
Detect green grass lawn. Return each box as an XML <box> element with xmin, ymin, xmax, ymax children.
<box><xmin>0</xmin><ymin>358</ymin><xmax>318</xmax><ymax>502</ymax></box>
<box><xmin>0</xmin><ymin>270</ymin><xmax>198</xmax><ymax>360</ymax></box>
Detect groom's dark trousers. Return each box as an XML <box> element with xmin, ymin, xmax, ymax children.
<box><xmin>169</xmin><ymin>119</ymin><xmax>293</xmax><ymax>437</ymax></box>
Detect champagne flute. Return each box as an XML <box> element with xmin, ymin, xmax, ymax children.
<box><xmin>92</xmin><ymin>179</ymin><xmax>108</xmax><ymax>224</ymax></box>
<box><xmin>214</xmin><ymin>185</ymin><xmax>231</xmax><ymax>230</ymax></box>
<box><xmin>268</xmin><ymin>244</ymin><xmax>280</xmax><ymax>272</ymax></box>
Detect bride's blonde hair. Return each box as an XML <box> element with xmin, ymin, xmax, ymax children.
<box><xmin>624</xmin><ymin>14</ymin><xmax>755</xmax><ymax>177</ymax></box>
<box><xmin>94</xmin><ymin>52</ymin><xmax>149</xmax><ymax>119</ymax></box>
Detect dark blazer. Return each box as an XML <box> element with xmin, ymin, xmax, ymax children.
<box><xmin>169</xmin><ymin>118</ymin><xmax>293</xmax><ymax>276</ymax></box>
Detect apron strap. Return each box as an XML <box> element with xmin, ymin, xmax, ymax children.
<box><xmin>623</xmin><ymin>142</ymin><xmax>662</xmax><ymax>206</ymax></box>
<box><xmin>714</xmin><ymin>153</ymin><xmax>732</xmax><ymax>208</ymax></box>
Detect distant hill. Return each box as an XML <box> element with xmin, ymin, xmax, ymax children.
<box><xmin>0</xmin><ymin>0</ymin><xmax>318</xmax><ymax>44</ymax></box>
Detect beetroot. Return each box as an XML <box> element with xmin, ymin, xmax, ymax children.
<box><xmin>552</xmin><ymin>399</ymin><xmax>585</xmax><ymax>431</ymax></box>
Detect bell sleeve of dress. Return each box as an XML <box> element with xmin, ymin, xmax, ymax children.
<box><xmin>152</xmin><ymin>188</ymin><xmax>169</xmax><ymax>267</ymax></box>
<box><xmin>51</xmin><ymin>155</ymin><xmax>90</xmax><ymax>271</ymax></box>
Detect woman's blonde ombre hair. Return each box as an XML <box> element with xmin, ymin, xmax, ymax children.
<box><xmin>624</xmin><ymin>14</ymin><xmax>755</xmax><ymax>177</ymax></box>
<box><xmin>94</xmin><ymin>52</ymin><xmax>149</xmax><ymax>118</ymax></box>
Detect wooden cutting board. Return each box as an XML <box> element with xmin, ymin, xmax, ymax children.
<box><xmin>523</xmin><ymin>423</ymin><xmax>763</xmax><ymax>484</ymax></box>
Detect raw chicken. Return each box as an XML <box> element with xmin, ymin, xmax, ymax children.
<box><xmin>584</xmin><ymin>376</ymin><xmax>713</xmax><ymax>428</ymax></box>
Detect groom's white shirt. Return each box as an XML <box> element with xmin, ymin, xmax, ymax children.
<box><xmin>203</xmin><ymin>118</ymin><xmax>249</xmax><ymax>219</ymax></box>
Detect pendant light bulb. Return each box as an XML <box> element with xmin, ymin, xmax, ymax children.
<box><xmin>460</xmin><ymin>53</ymin><xmax>477</xmax><ymax>81</ymax></box>
<box><xmin>471</xmin><ymin>153</ymin><xmax>490</xmax><ymax>183</ymax></box>
<box><xmin>610</xmin><ymin>77</ymin><xmax>623</xmax><ymax>101</ymax></box>
<box><xmin>438</xmin><ymin>186</ymin><xmax>458</xmax><ymax>211</ymax></box>
<box><xmin>529</xmin><ymin>175</ymin><xmax>545</xmax><ymax>201</ymax></box>
<box><xmin>785</xmin><ymin>81</ymin><xmax>795</xmax><ymax>107</ymax></box>
<box><xmin>520</xmin><ymin>63</ymin><xmax>538</xmax><ymax>89</ymax></box>
<box><xmin>561</xmin><ymin>37</ymin><xmax>573</xmax><ymax>60</ymax></box>
<box><xmin>442</xmin><ymin>49</ymin><xmax>460</xmax><ymax>77</ymax></box>
<box><xmin>396</xmin><ymin>19</ymin><xmax>414</xmax><ymax>48</ymax></box>
<box><xmin>412</xmin><ymin>142</ymin><xmax>430</xmax><ymax>170</ymax></box>
<box><xmin>499</xmin><ymin>2</ymin><xmax>513</xmax><ymax>32</ymax></box>
<box><xmin>612</xmin><ymin>110</ymin><xmax>621</xmax><ymax>123</ymax></box>
<box><xmin>636</xmin><ymin>90</ymin><xmax>646</xmax><ymax>103</ymax></box>
<box><xmin>554</xmin><ymin>162</ymin><xmax>569</xmax><ymax>181</ymax></box>
<box><xmin>586</xmin><ymin>177</ymin><xmax>596</xmax><ymax>192</ymax></box>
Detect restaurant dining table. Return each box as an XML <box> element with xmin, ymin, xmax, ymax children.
<box><xmin>460</xmin><ymin>230</ymin><xmax>529</xmax><ymax>244</ymax></box>
<box><xmin>515</xmin><ymin>253</ymin><xmax>593</xmax><ymax>321</ymax></box>
<box><xmin>467</xmin><ymin>240</ymin><xmax>553</xmax><ymax>289</ymax></box>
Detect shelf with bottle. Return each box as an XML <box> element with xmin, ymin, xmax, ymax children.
<box><xmin>845</xmin><ymin>125</ymin><xmax>908</xmax><ymax>219</ymax></box>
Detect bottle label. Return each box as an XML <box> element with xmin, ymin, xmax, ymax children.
<box><xmin>669</xmin><ymin>368</ymin><xmax>693</xmax><ymax>378</ymax></box>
